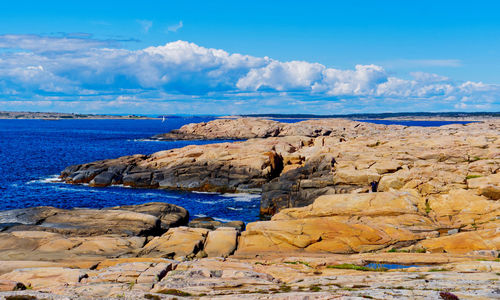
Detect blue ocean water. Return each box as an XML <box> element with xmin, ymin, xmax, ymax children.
<box><xmin>0</xmin><ymin>117</ymin><xmax>476</xmax><ymax>223</ymax></box>
<box><xmin>0</xmin><ymin>118</ymin><xmax>260</xmax><ymax>222</ymax></box>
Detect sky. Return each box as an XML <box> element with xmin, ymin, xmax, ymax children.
<box><xmin>0</xmin><ymin>0</ymin><xmax>499</xmax><ymax>115</ymax></box>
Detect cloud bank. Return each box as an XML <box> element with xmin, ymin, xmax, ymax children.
<box><xmin>0</xmin><ymin>34</ymin><xmax>498</xmax><ymax>114</ymax></box>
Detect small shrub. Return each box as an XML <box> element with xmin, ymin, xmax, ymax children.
<box><xmin>425</xmin><ymin>201</ymin><xmax>432</xmax><ymax>214</ymax></box>
<box><xmin>144</xmin><ymin>294</ymin><xmax>161</xmax><ymax>300</ymax></box>
<box><xmin>279</xmin><ymin>285</ymin><xmax>292</xmax><ymax>292</ymax></box>
<box><xmin>466</xmin><ymin>174</ymin><xmax>482</xmax><ymax>179</ymax></box>
<box><xmin>309</xmin><ymin>285</ymin><xmax>321</xmax><ymax>292</ymax></box>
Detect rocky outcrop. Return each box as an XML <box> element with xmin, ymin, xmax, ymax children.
<box><xmin>0</xmin><ymin>202</ymin><xmax>188</xmax><ymax>236</ymax></box>
<box><xmin>59</xmin><ymin>118</ymin><xmax>499</xmax><ymax>218</ymax></box>
<box><xmin>0</xmin><ymin>202</ymin><xmax>241</xmax><ymax>263</ymax></box>
<box><xmin>260</xmin><ymin>119</ymin><xmax>500</xmax><ymax>215</ymax></box>
<box><xmin>238</xmin><ymin>189</ymin><xmax>500</xmax><ymax>255</ymax></box>
<box><xmin>0</xmin><ymin>230</ymin><xmax>146</xmax><ymax>261</ymax></box>
<box><xmin>60</xmin><ymin>136</ymin><xmax>314</xmax><ymax>192</ymax></box>
<box><xmin>107</xmin><ymin>202</ymin><xmax>189</xmax><ymax>231</ymax></box>
<box><xmin>150</xmin><ymin>117</ymin><xmax>365</xmax><ymax>140</ymax></box>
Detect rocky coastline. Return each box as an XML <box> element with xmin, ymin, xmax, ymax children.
<box><xmin>1</xmin><ymin>117</ymin><xmax>499</xmax><ymax>299</ymax></box>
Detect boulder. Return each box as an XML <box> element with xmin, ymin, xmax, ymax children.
<box><xmin>188</xmin><ymin>217</ymin><xmax>245</xmax><ymax>232</ymax></box>
<box><xmin>139</xmin><ymin>227</ymin><xmax>209</xmax><ymax>259</ymax></box>
<box><xmin>204</xmin><ymin>227</ymin><xmax>238</xmax><ymax>257</ymax></box>
<box><xmin>108</xmin><ymin>202</ymin><xmax>189</xmax><ymax>230</ymax></box>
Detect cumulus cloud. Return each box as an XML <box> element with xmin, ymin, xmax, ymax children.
<box><xmin>0</xmin><ymin>34</ymin><xmax>498</xmax><ymax>113</ymax></box>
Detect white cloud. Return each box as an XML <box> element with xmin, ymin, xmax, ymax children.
<box><xmin>167</xmin><ymin>21</ymin><xmax>183</xmax><ymax>33</ymax></box>
<box><xmin>237</xmin><ymin>60</ymin><xmax>324</xmax><ymax>91</ymax></box>
<box><xmin>0</xmin><ymin>34</ymin><xmax>116</xmax><ymax>52</ymax></box>
<box><xmin>0</xmin><ymin>34</ymin><xmax>498</xmax><ymax>113</ymax></box>
<box><xmin>137</xmin><ymin>20</ymin><xmax>153</xmax><ymax>33</ymax></box>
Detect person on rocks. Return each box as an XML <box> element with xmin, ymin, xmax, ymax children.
<box><xmin>330</xmin><ymin>157</ymin><xmax>337</xmax><ymax>173</ymax></box>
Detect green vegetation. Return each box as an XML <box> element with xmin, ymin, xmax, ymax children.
<box><xmin>415</xmin><ymin>247</ymin><xmax>427</xmax><ymax>253</ymax></box>
<box><xmin>388</xmin><ymin>248</ymin><xmax>410</xmax><ymax>253</ymax></box>
<box><xmin>476</xmin><ymin>258</ymin><xmax>500</xmax><ymax>262</ymax></box>
<box><xmin>144</xmin><ymin>294</ymin><xmax>161</xmax><ymax>300</ymax></box>
<box><xmin>309</xmin><ymin>285</ymin><xmax>322</xmax><ymax>292</ymax></box>
<box><xmin>157</xmin><ymin>289</ymin><xmax>192</xmax><ymax>296</ymax></box>
<box><xmin>466</xmin><ymin>174</ymin><xmax>482</xmax><ymax>179</ymax></box>
<box><xmin>327</xmin><ymin>263</ymin><xmax>387</xmax><ymax>272</ymax></box>
<box><xmin>284</xmin><ymin>261</ymin><xmax>310</xmax><ymax>267</ymax></box>
<box><xmin>429</xmin><ymin>268</ymin><xmax>450</xmax><ymax>272</ymax></box>
<box><xmin>425</xmin><ymin>200</ymin><xmax>432</xmax><ymax>214</ymax></box>
<box><xmin>279</xmin><ymin>285</ymin><xmax>292</xmax><ymax>292</ymax></box>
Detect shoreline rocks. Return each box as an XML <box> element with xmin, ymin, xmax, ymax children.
<box><xmin>1</xmin><ymin>117</ymin><xmax>498</xmax><ymax>298</ymax></box>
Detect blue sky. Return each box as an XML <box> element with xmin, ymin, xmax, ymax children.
<box><xmin>0</xmin><ymin>0</ymin><xmax>499</xmax><ymax>114</ymax></box>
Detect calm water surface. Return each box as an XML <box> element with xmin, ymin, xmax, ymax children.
<box><xmin>0</xmin><ymin>118</ymin><xmax>259</xmax><ymax>222</ymax></box>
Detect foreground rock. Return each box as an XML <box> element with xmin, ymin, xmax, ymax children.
<box><xmin>0</xmin><ymin>230</ymin><xmax>146</xmax><ymax>261</ymax></box>
<box><xmin>0</xmin><ymin>254</ymin><xmax>499</xmax><ymax>299</ymax></box>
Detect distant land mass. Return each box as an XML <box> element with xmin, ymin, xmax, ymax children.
<box><xmin>0</xmin><ymin>111</ymin><xmax>157</xmax><ymax>119</ymax></box>
<box><xmin>237</xmin><ymin>111</ymin><xmax>500</xmax><ymax>120</ymax></box>
<box><xmin>1</xmin><ymin>110</ymin><xmax>499</xmax><ymax>120</ymax></box>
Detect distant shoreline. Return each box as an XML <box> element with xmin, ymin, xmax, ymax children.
<box><xmin>223</xmin><ymin>112</ymin><xmax>500</xmax><ymax>121</ymax></box>
<box><xmin>0</xmin><ymin>111</ymin><xmax>159</xmax><ymax>120</ymax></box>
<box><xmin>1</xmin><ymin>110</ymin><xmax>499</xmax><ymax>121</ymax></box>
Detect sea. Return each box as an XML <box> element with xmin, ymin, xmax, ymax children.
<box><xmin>0</xmin><ymin>117</ymin><xmax>476</xmax><ymax>222</ymax></box>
